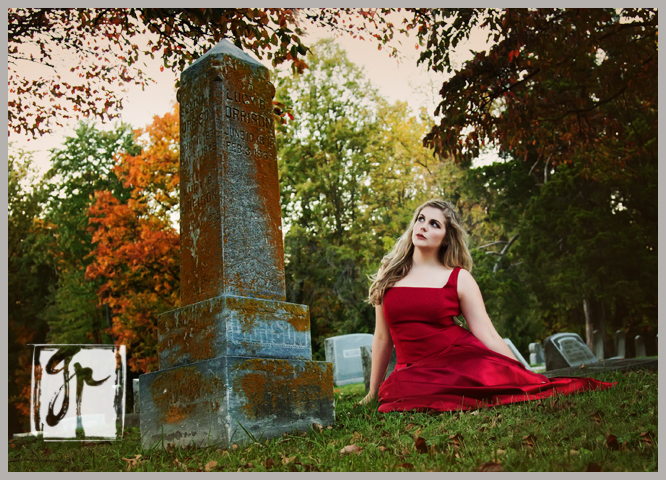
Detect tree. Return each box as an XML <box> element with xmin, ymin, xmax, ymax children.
<box><xmin>86</xmin><ymin>107</ymin><xmax>180</xmax><ymax>373</ymax></box>
<box><xmin>275</xmin><ymin>40</ymin><xmax>447</xmax><ymax>358</ymax></box>
<box><xmin>403</xmin><ymin>8</ymin><xmax>657</xmax><ymax>350</ymax></box>
<box><xmin>37</xmin><ymin>122</ymin><xmax>139</xmax><ymax>345</ymax></box>
<box><xmin>7</xmin><ymin>148</ymin><xmax>57</xmax><ymax>435</ymax></box>
<box><xmin>8</xmin><ymin>7</ymin><xmax>409</xmax><ymax>137</ymax></box>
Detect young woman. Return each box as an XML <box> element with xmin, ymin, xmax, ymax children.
<box><xmin>361</xmin><ymin>199</ymin><xmax>615</xmax><ymax>412</ymax></box>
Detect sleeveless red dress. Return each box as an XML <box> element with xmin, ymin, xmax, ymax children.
<box><xmin>378</xmin><ymin>267</ymin><xmax>616</xmax><ymax>413</ymax></box>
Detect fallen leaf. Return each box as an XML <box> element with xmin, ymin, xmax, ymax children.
<box><xmin>640</xmin><ymin>431</ymin><xmax>654</xmax><ymax>447</ymax></box>
<box><xmin>395</xmin><ymin>462</ymin><xmax>414</xmax><ymax>470</ymax></box>
<box><xmin>591</xmin><ymin>410</ymin><xmax>604</xmax><ymax>424</ymax></box>
<box><xmin>449</xmin><ymin>433</ymin><xmax>464</xmax><ymax>448</ymax></box>
<box><xmin>523</xmin><ymin>434</ymin><xmax>537</xmax><ymax>448</ymax></box>
<box><xmin>415</xmin><ymin>437</ymin><xmax>428</xmax><ymax>454</ymax></box>
<box><xmin>586</xmin><ymin>462</ymin><xmax>603</xmax><ymax>472</ymax></box>
<box><xmin>340</xmin><ymin>444</ymin><xmax>363</xmax><ymax>456</ymax></box>
<box><xmin>381</xmin><ymin>430</ymin><xmax>391</xmax><ymax>437</ymax></box>
<box><xmin>351</xmin><ymin>431</ymin><xmax>362</xmax><ymax>442</ymax></box>
<box><xmin>121</xmin><ymin>455</ymin><xmax>143</xmax><ymax>471</ymax></box>
<box><xmin>312</xmin><ymin>423</ymin><xmax>323</xmax><ymax>433</ymax></box>
<box><xmin>412</xmin><ymin>426</ymin><xmax>423</xmax><ymax>439</ymax></box>
<box><xmin>478</xmin><ymin>461</ymin><xmax>503</xmax><ymax>472</ymax></box>
<box><xmin>231</xmin><ymin>443</ymin><xmax>239</xmax><ymax>450</ymax></box>
<box><xmin>495</xmin><ymin>449</ymin><xmax>506</xmax><ymax>456</ymax></box>
<box><xmin>569</xmin><ymin>450</ymin><xmax>579</xmax><ymax>456</ymax></box>
<box><xmin>204</xmin><ymin>460</ymin><xmax>218</xmax><ymax>472</ymax></box>
<box><xmin>378</xmin><ymin>446</ymin><xmax>388</xmax><ymax>453</ymax></box>
<box><xmin>405</xmin><ymin>423</ymin><xmax>417</xmax><ymax>430</ymax></box>
<box><xmin>606</xmin><ymin>434</ymin><xmax>620</xmax><ymax>451</ymax></box>
<box><xmin>470</xmin><ymin>410</ymin><xmax>480</xmax><ymax>416</ymax></box>
<box><xmin>327</xmin><ymin>426</ymin><xmax>333</xmax><ymax>430</ymax></box>
<box><xmin>243</xmin><ymin>463</ymin><xmax>254</xmax><ymax>469</ymax></box>
<box><xmin>265</xmin><ymin>458</ymin><xmax>276</xmax><ymax>469</ymax></box>
<box><xmin>282</xmin><ymin>455</ymin><xmax>297</xmax><ymax>465</ymax></box>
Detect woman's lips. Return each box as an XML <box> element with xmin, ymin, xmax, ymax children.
<box><xmin>416</xmin><ymin>233</ymin><xmax>426</xmax><ymax>240</ymax></box>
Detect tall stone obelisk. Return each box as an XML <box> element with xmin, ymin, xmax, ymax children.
<box><xmin>139</xmin><ymin>40</ymin><xmax>334</xmax><ymax>448</ymax></box>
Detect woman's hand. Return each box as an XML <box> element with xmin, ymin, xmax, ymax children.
<box><xmin>359</xmin><ymin>391</ymin><xmax>378</xmax><ymax>405</ymax></box>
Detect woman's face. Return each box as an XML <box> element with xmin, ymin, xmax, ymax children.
<box><xmin>412</xmin><ymin>206</ymin><xmax>447</xmax><ymax>249</ymax></box>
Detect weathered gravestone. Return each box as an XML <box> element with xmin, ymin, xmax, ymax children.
<box><xmin>529</xmin><ymin>342</ymin><xmax>545</xmax><ymax>366</ymax></box>
<box><xmin>593</xmin><ymin>329</ymin><xmax>605</xmax><ymax>360</ymax></box>
<box><xmin>325</xmin><ymin>334</ymin><xmax>373</xmax><ymax>386</ymax></box>
<box><xmin>133</xmin><ymin>379</ymin><xmax>140</xmax><ymax>414</ymax></box>
<box><xmin>360</xmin><ymin>344</ymin><xmax>397</xmax><ymax>393</ymax></box>
<box><xmin>615</xmin><ymin>330</ymin><xmax>626</xmax><ymax>358</ymax></box>
<box><xmin>543</xmin><ymin>333</ymin><xmax>599</xmax><ymax>371</ymax></box>
<box><xmin>503</xmin><ymin>338</ymin><xmax>533</xmax><ymax>371</ymax></box>
<box><xmin>139</xmin><ymin>40</ymin><xmax>334</xmax><ymax>449</ymax></box>
<box><xmin>635</xmin><ymin>335</ymin><xmax>646</xmax><ymax>357</ymax></box>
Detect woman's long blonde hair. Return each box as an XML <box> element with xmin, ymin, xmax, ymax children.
<box><xmin>368</xmin><ymin>199</ymin><xmax>473</xmax><ymax>305</ymax></box>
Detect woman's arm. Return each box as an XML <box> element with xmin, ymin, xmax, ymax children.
<box><xmin>359</xmin><ymin>304</ymin><xmax>394</xmax><ymax>404</ymax></box>
<box><xmin>457</xmin><ymin>269</ymin><xmax>518</xmax><ymax>361</ymax></box>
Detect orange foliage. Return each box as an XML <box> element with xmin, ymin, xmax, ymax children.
<box><xmin>87</xmin><ymin>106</ymin><xmax>180</xmax><ymax>373</ymax></box>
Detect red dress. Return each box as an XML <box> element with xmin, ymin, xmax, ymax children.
<box><xmin>378</xmin><ymin>267</ymin><xmax>615</xmax><ymax>413</ymax></box>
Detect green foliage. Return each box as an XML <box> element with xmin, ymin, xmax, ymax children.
<box><xmin>275</xmin><ymin>39</ymin><xmax>441</xmax><ymax>358</ymax></box>
<box><xmin>7</xmin><ymin>148</ymin><xmax>57</xmax><ymax>435</ymax></box>
<box><xmin>409</xmin><ymin>8</ymin><xmax>657</xmax><ymax>345</ymax></box>
<box><xmin>35</xmin><ymin>122</ymin><xmax>139</xmax><ymax>347</ymax></box>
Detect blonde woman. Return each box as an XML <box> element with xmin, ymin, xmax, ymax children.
<box><xmin>361</xmin><ymin>199</ymin><xmax>614</xmax><ymax>412</ymax></box>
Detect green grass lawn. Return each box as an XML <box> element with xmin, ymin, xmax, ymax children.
<box><xmin>8</xmin><ymin>368</ymin><xmax>657</xmax><ymax>472</ymax></box>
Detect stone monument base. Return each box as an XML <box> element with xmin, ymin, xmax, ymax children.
<box><xmin>157</xmin><ymin>294</ymin><xmax>312</xmax><ymax>369</ymax></box>
<box><xmin>139</xmin><ymin>356</ymin><xmax>334</xmax><ymax>449</ymax></box>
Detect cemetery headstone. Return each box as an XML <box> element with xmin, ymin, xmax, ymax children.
<box><xmin>133</xmin><ymin>378</ymin><xmax>140</xmax><ymax>414</ymax></box>
<box><xmin>593</xmin><ymin>329</ymin><xmax>604</xmax><ymax>360</ymax></box>
<box><xmin>635</xmin><ymin>335</ymin><xmax>646</xmax><ymax>357</ymax></box>
<box><xmin>529</xmin><ymin>342</ymin><xmax>545</xmax><ymax>366</ymax></box>
<box><xmin>503</xmin><ymin>338</ymin><xmax>533</xmax><ymax>371</ymax></box>
<box><xmin>360</xmin><ymin>344</ymin><xmax>397</xmax><ymax>393</ymax></box>
<box><xmin>615</xmin><ymin>330</ymin><xmax>626</xmax><ymax>358</ymax></box>
<box><xmin>139</xmin><ymin>40</ymin><xmax>334</xmax><ymax>449</ymax></box>
<box><xmin>325</xmin><ymin>334</ymin><xmax>373</xmax><ymax>386</ymax></box>
<box><xmin>543</xmin><ymin>333</ymin><xmax>599</xmax><ymax>371</ymax></box>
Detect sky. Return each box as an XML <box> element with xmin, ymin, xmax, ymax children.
<box><xmin>8</xmin><ymin>10</ymin><xmax>496</xmax><ymax>176</ymax></box>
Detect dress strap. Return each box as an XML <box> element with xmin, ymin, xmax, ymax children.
<box><xmin>448</xmin><ymin>267</ymin><xmax>462</xmax><ymax>288</ymax></box>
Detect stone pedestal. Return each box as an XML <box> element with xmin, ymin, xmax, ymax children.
<box><xmin>139</xmin><ymin>40</ymin><xmax>334</xmax><ymax>449</ymax></box>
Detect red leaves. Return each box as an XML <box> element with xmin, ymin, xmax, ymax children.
<box><xmin>86</xmin><ymin>106</ymin><xmax>180</xmax><ymax>373</ymax></box>
<box><xmin>414</xmin><ymin>436</ymin><xmax>428</xmax><ymax>454</ymax></box>
<box><xmin>605</xmin><ymin>434</ymin><xmax>620</xmax><ymax>451</ymax></box>
<box><xmin>507</xmin><ymin>49</ymin><xmax>520</xmax><ymax>63</ymax></box>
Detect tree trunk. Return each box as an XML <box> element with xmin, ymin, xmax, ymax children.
<box><xmin>583</xmin><ymin>298</ymin><xmax>594</xmax><ymax>351</ymax></box>
<box><xmin>583</xmin><ymin>298</ymin><xmax>608</xmax><ymax>357</ymax></box>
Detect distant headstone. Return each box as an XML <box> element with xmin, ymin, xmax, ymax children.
<box><xmin>543</xmin><ymin>333</ymin><xmax>599</xmax><ymax>371</ymax></box>
<box><xmin>139</xmin><ymin>40</ymin><xmax>334</xmax><ymax>449</ymax></box>
<box><xmin>325</xmin><ymin>334</ymin><xmax>373</xmax><ymax>386</ymax></box>
<box><xmin>635</xmin><ymin>335</ymin><xmax>646</xmax><ymax>357</ymax></box>
<box><xmin>593</xmin><ymin>329</ymin><xmax>604</xmax><ymax>360</ymax></box>
<box><xmin>529</xmin><ymin>342</ymin><xmax>545</xmax><ymax>366</ymax></box>
<box><xmin>133</xmin><ymin>378</ymin><xmax>140</xmax><ymax>414</ymax></box>
<box><xmin>615</xmin><ymin>330</ymin><xmax>626</xmax><ymax>358</ymax></box>
<box><xmin>359</xmin><ymin>344</ymin><xmax>397</xmax><ymax>393</ymax></box>
<box><xmin>503</xmin><ymin>338</ymin><xmax>533</xmax><ymax>371</ymax></box>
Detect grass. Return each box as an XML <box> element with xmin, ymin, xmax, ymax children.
<box><xmin>8</xmin><ymin>368</ymin><xmax>657</xmax><ymax>472</ymax></box>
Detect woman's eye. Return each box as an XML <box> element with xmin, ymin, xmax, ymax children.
<box><xmin>430</xmin><ymin>221</ymin><xmax>440</xmax><ymax>228</ymax></box>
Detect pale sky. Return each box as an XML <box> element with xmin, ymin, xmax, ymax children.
<box><xmin>8</xmin><ymin>11</ymin><xmax>496</xmax><ymax>176</ymax></box>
